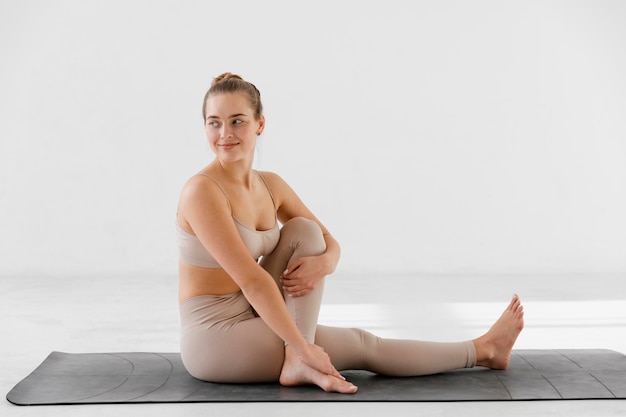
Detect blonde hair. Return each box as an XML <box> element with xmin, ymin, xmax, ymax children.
<box><xmin>202</xmin><ymin>72</ymin><xmax>263</xmax><ymax>121</ymax></box>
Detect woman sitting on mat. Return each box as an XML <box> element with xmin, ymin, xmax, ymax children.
<box><xmin>176</xmin><ymin>72</ymin><xmax>525</xmax><ymax>394</ymax></box>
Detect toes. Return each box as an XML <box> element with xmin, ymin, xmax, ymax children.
<box><xmin>319</xmin><ymin>376</ymin><xmax>358</xmax><ymax>394</ymax></box>
<box><xmin>509</xmin><ymin>294</ymin><xmax>522</xmax><ymax>311</ymax></box>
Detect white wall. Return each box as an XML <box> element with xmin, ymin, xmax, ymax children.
<box><xmin>1</xmin><ymin>0</ymin><xmax>625</xmax><ymax>277</ymax></box>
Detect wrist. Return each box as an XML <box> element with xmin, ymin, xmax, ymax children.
<box><xmin>287</xmin><ymin>338</ymin><xmax>310</xmax><ymax>357</ymax></box>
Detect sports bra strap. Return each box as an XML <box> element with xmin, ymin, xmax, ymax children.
<box><xmin>195</xmin><ymin>173</ymin><xmax>233</xmax><ymax>214</ymax></box>
<box><xmin>255</xmin><ymin>171</ymin><xmax>277</xmax><ymax>211</ymax></box>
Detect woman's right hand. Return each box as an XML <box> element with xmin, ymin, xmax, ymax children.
<box><xmin>297</xmin><ymin>344</ymin><xmax>345</xmax><ymax>381</ymax></box>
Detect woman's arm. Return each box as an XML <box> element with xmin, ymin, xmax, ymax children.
<box><xmin>261</xmin><ymin>171</ymin><xmax>341</xmax><ymax>297</ymax></box>
<box><xmin>178</xmin><ymin>176</ymin><xmax>341</xmax><ymax>377</ymax></box>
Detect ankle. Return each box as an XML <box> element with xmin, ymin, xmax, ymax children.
<box><xmin>473</xmin><ymin>337</ymin><xmax>494</xmax><ymax>367</ymax></box>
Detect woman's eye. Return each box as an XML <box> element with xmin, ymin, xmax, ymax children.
<box><xmin>207</xmin><ymin>120</ymin><xmax>219</xmax><ymax>127</ymax></box>
<box><xmin>233</xmin><ymin>119</ymin><xmax>243</xmax><ymax>125</ymax></box>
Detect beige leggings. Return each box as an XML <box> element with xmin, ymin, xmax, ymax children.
<box><xmin>179</xmin><ymin>217</ymin><xmax>476</xmax><ymax>383</ymax></box>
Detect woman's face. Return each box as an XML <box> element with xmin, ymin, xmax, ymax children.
<box><xmin>204</xmin><ymin>92</ymin><xmax>264</xmax><ymax>163</ymax></box>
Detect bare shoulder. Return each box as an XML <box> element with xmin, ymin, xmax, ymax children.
<box><xmin>257</xmin><ymin>170</ymin><xmax>283</xmax><ymax>185</ymax></box>
<box><xmin>180</xmin><ymin>175</ymin><xmax>220</xmax><ymax>201</ymax></box>
<box><xmin>257</xmin><ymin>171</ymin><xmax>292</xmax><ymax>193</ymax></box>
<box><xmin>258</xmin><ymin>170</ymin><xmax>299</xmax><ymax>203</ymax></box>
<box><xmin>178</xmin><ymin>174</ymin><xmax>229</xmax><ymax>226</ymax></box>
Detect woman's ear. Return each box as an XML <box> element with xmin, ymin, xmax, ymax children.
<box><xmin>256</xmin><ymin>115</ymin><xmax>265</xmax><ymax>136</ymax></box>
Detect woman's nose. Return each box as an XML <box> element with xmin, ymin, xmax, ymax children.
<box><xmin>220</xmin><ymin>126</ymin><xmax>233</xmax><ymax>138</ymax></box>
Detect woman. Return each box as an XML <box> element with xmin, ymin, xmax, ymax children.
<box><xmin>176</xmin><ymin>72</ymin><xmax>524</xmax><ymax>394</ymax></box>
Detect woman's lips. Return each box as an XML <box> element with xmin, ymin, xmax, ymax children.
<box><xmin>219</xmin><ymin>142</ymin><xmax>239</xmax><ymax>150</ymax></box>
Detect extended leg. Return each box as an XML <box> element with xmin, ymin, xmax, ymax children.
<box><xmin>315</xmin><ymin>294</ymin><xmax>524</xmax><ymax>376</ymax></box>
<box><xmin>315</xmin><ymin>325</ymin><xmax>475</xmax><ymax>376</ymax></box>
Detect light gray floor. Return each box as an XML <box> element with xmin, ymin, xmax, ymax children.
<box><xmin>2</xmin><ymin>272</ymin><xmax>626</xmax><ymax>417</ymax></box>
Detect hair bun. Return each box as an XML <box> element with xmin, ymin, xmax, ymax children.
<box><xmin>202</xmin><ymin>72</ymin><xmax>263</xmax><ymax>120</ymax></box>
<box><xmin>211</xmin><ymin>72</ymin><xmax>244</xmax><ymax>87</ymax></box>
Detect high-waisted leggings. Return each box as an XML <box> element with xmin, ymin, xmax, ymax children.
<box><xmin>180</xmin><ymin>217</ymin><xmax>476</xmax><ymax>383</ymax></box>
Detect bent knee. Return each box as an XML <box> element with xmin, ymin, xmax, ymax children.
<box><xmin>281</xmin><ymin>217</ymin><xmax>326</xmax><ymax>254</ymax></box>
<box><xmin>282</xmin><ymin>217</ymin><xmax>321</xmax><ymax>235</ymax></box>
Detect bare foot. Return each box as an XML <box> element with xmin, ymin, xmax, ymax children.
<box><xmin>279</xmin><ymin>346</ymin><xmax>358</xmax><ymax>394</ymax></box>
<box><xmin>473</xmin><ymin>294</ymin><xmax>525</xmax><ymax>370</ymax></box>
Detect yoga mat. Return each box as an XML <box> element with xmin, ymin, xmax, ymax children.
<box><xmin>7</xmin><ymin>349</ymin><xmax>626</xmax><ymax>405</ymax></box>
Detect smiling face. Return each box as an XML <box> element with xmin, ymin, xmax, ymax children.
<box><xmin>204</xmin><ymin>92</ymin><xmax>265</xmax><ymax>164</ymax></box>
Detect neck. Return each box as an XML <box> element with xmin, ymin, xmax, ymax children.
<box><xmin>211</xmin><ymin>159</ymin><xmax>255</xmax><ymax>187</ymax></box>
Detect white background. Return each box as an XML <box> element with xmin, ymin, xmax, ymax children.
<box><xmin>1</xmin><ymin>0</ymin><xmax>625</xmax><ymax>277</ymax></box>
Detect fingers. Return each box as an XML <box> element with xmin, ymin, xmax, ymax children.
<box><xmin>282</xmin><ymin>285</ymin><xmax>312</xmax><ymax>297</ymax></box>
<box><xmin>309</xmin><ymin>345</ymin><xmax>345</xmax><ymax>380</ymax></box>
<box><xmin>281</xmin><ymin>271</ymin><xmax>314</xmax><ymax>297</ymax></box>
<box><xmin>320</xmin><ymin>360</ymin><xmax>343</xmax><ymax>379</ymax></box>
<box><xmin>281</xmin><ymin>275</ymin><xmax>302</xmax><ymax>288</ymax></box>
<box><xmin>330</xmin><ymin>368</ymin><xmax>345</xmax><ymax>380</ymax></box>
<box><xmin>282</xmin><ymin>260</ymin><xmax>303</xmax><ymax>278</ymax></box>
<box><xmin>321</xmin><ymin>359</ymin><xmax>344</xmax><ymax>380</ymax></box>
<box><xmin>287</xmin><ymin>289</ymin><xmax>312</xmax><ymax>298</ymax></box>
<box><xmin>281</xmin><ymin>279</ymin><xmax>312</xmax><ymax>297</ymax></box>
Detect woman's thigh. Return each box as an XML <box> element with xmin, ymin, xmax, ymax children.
<box><xmin>180</xmin><ymin>295</ymin><xmax>286</xmax><ymax>383</ymax></box>
<box><xmin>182</xmin><ymin>316</ymin><xmax>285</xmax><ymax>383</ymax></box>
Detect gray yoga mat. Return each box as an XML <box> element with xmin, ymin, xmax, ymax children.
<box><xmin>7</xmin><ymin>349</ymin><xmax>626</xmax><ymax>405</ymax></box>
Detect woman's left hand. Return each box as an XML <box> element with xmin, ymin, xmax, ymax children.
<box><xmin>281</xmin><ymin>255</ymin><xmax>330</xmax><ymax>297</ymax></box>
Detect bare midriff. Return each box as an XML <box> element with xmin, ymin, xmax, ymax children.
<box><xmin>178</xmin><ymin>261</ymin><xmax>241</xmax><ymax>303</ymax></box>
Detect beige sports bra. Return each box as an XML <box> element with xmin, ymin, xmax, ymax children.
<box><xmin>176</xmin><ymin>171</ymin><xmax>280</xmax><ymax>268</ymax></box>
